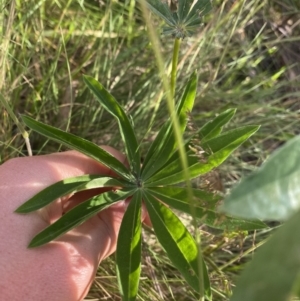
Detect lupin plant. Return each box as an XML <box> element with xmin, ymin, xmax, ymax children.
<box><xmin>16</xmin><ymin>1</ymin><xmax>266</xmax><ymax>300</ymax></box>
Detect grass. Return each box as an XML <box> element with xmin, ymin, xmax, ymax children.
<box><xmin>1</xmin><ymin>0</ymin><xmax>300</xmax><ymax>300</ymax></box>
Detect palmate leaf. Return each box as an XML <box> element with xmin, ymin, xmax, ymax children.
<box><xmin>143</xmin><ymin>191</ymin><xmax>211</xmax><ymax>299</ymax></box>
<box><xmin>15</xmin><ymin>175</ymin><xmax>130</xmax><ymax>213</ymax></box>
<box><xmin>141</xmin><ymin>72</ymin><xmax>197</xmax><ymax>180</ymax></box>
<box><xmin>83</xmin><ymin>76</ymin><xmax>141</xmax><ymax>175</ymax></box>
<box><xmin>147</xmin><ymin>187</ymin><xmax>267</xmax><ymax>231</ymax></box>
<box><xmin>229</xmin><ymin>208</ymin><xmax>300</xmax><ymax>301</ymax></box>
<box><xmin>28</xmin><ymin>189</ymin><xmax>134</xmax><ymax>248</ymax></box>
<box><xmin>144</xmin><ymin>0</ymin><xmax>212</xmax><ymax>38</ymax></box>
<box><xmin>22</xmin><ymin>116</ymin><xmax>132</xmax><ymax>181</ymax></box>
<box><xmin>116</xmin><ymin>192</ymin><xmax>142</xmax><ymax>301</ymax></box>
<box><xmin>222</xmin><ymin>135</ymin><xmax>300</xmax><ymax>221</ymax></box>
<box><xmin>146</xmin><ymin>125</ymin><xmax>259</xmax><ymax>186</ymax></box>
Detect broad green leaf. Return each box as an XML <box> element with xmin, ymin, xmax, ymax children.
<box><xmin>83</xmin><ymin>76</ymin><xmax>141</xmax><ymax>175</ymax></box>
<box><xmin>22</xmin><ymin>116</ymin><xmax>132</xmax><ymax>181</ymax></box>
<box><xmin>199</xmin><ymin>108</ymin><xmax>236</xmax><ymax>141</ymax></box>
<box><xmin>28</xmin><ymin>189</ymin><xmax>134</xmax><ymax>248</ymax></box>
<box><xmin>143</xmin><ymin>191</ymin><xmax>210</xmax><ymax>297</ymax></box>
<box><xmin>142</xmin><ymin>0</ymin><xmax>176</xmax><ymax>26</ymax></box>
<box><xmin>147</xmin><ymin>187</ymin><xmax>267</xmax><ymax>231</ymax></box>
<box><xmin>141</xmin><ymin>72</ymin><xmax>197</xmax><ymax>180</ymax></box>
<box><xmin>15</xmin><ymin>175</ymin><xmax>130</xmax><ymax>213</ymax></box>
<box><xmin>116</xmin><ymin>192</ymin><xmax>142</xmax><ymax>301</ymax></box>
<box><xmin>222</xmin><ymin>135</ymin><xmax>300</xmax><ymax>221</ymax></box>
<box><xmin>229</xmin><ymin>208</ymin><xmax>300</xmax><ymax>301</ymax></box>
<box><xmin>147</xmin><ymin>125</ymin><xmax>259</xmax><ymax>186</ymax></box>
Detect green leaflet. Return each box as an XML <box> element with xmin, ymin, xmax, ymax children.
<box><xmin>222</xmin><ymin>135</ymin><xmax>300</xmax><ymax>221</ymax></box>
<box><xmin>28</xmin><ymin>189</ymin><xmax>134</xmax><ymax>248</ymax></box>
<box><xmin>143</xmin><ymin>191</ymin><xmax>211</xmax><ymax>298</ymax></box>
<box><xmin>199</xmin><ymin>108</ymin><xmax>236</xmax><ymax>142</ymax></box>
<box><xmin>83</xmin><ymin>76</ymin><xmax>141</xmax><ymax>175</ymax></box>
<box><xmin>147</xmin><ymin>187</ymin><xmax>267</xmax><ymax>231</ymax></box>
<box><xmin>230</xmin><ymin>208</ymin><xmax>300</xmax><ymax>301</ymax></box>
<box><xmin>116</xmin><ymin>192</ymin><xmax>142</xmax><ymax>301</ymax></box>
<box><xmin>186</xmin><ymin>0</ymin><xmax>212</xmax><ymax>22</ymax></box>
<box><xmin>146</xmin><ymin>125</ymin><xmax>260</xmax><ymax>186</ymax></box>
<box><xmin>202</xmin><ymin>125</ymin><xmax>260</xmax><ymax>153</ymax></box>
<box><xmin>141</xmin><ymin>72</ymin><xmax>197</xmax><ymax>180</ymax></box>
<box><xmin>142</xmin><ymin>0</ymin><xmax>176</xmax><ymax>26</ymax></box>
<box><xmin>22</xmin><ymin>116</ymin><xmax>132</xmax><ymax>181</ymax></box>
<box><xmin>15</xmin><ymin>175</ymin><xmax>130</xmax><ymax>213</ymax></box>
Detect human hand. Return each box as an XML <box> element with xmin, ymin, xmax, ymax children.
<box><xmin>0</xmin><ymin>147</ymin><xmax>147</xmax><ymax>301</ymax></box>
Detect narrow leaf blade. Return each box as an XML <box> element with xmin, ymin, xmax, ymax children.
<box><xmin>142</xmin><ymin>0</ymin><xmax>176</xmax><ymax>26</ymax></box>
<box><xmin>15</xmin><ymin>175</ymin><xmax>130</xmax><ymax>213</ymax></box>
<box><xmin>177</xmin><ymin>71</ymin><xmax>197</xmax><ymax>133</ymax></box>
<box><xmin>222</xmin><ymin>135</ymin><xmax>300</xmax><ymax>221</ymax></box>
<box><xmin>143</xmin><ymin>191</ymin><xmax>210</xmax><ymax>297</ymax></box>
<box><xmin>116</xmin><ymin>192</ymin><xmax>142</xmax><ymax>301</ymax></box>
<box><xmin>199</xmin><ymin>108</ymin><xmax>236</xmax><ymax>141</ymax></box>
<box><xmin>28</xmin><ymin>189</ymin><xmax>134</xmax><ymax>248</ymax></box>
<box><xmin>202</xmin><ymin>125</ymin><xmax>260</xmax><ymax>153</ymax></box>
<box><xmin>187</xmin><ymin>0</ymin><xmax>212</xmax><ymax>21</ymax></box>
<box><xmin>142</xmin><ymin>72</ymin><xmax>197</xmax><ymax>180</ymax></box>
<box><xmin>83</xmin><ymin>76</ymin><xmax>141</xmax><ymax>175</ymax></box>
<box><xmin>178</xmin><ymin>0</ymin><xmax>193</xmax><ymax>21</ymax></box>
<box><xmin>22</xmin><ymin>116</ymin><xmax>131</xmax><ymax>180</ymax></box>
<box><xmin>147</xmin><ymin>125</ymin><xmax>259</xmax><ymax>186</ymax></box>
<box><xmin>147</xmin><ymin>187</ymin><xmax>267</xmax><ymax>231</ymax></box>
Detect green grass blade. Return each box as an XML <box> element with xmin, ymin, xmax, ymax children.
<box><xmin>199</xmin><ymin>108</ymin><xmax>236</xmax><ymax>141</ymax></box>
<box><xmin>147</xmin><ymin>125</ymin><xmax>260</xmax><ymax>186</ymax></box>
<box><xmin>147</xmin><ymin>187</ymin><xmax>267</xmax><ymax>231</ymax></box>
<box><xmin>22</xmin><ymin>116</ymin><xmax>132</xmax><ymax>180</ymax></box>
<box><xmin>229</xmin><ymin>208</ymin><xmax>300</xmax><ymax>301</ymax></box>
<box><xmin>83</xmin><ymin>75</ymin><xmax>141</xmax><ymax>175</ymax></box>
<box><xmin>141</xmin><ymin>72</ymin><xmax>197</xmax><ymax>180</ymax></box>
<box><xmin>28</xmin><ymin>189</ymin><xmax>134</xmax><ymax>248</ymax></box>
<box><xmin>222</xmin><ymin>135</ymin><xmax>300</xmax><ymax>221</ymax></box>
<box><xmin>143</xmin><ymin>191</ymin><xmax>210</xmax><ymax>296</ymax></box>
<box><xmin>116</xmin><ymin>192</ymin><xmax>142</xmax><ymax>301</ymax></box>
<box><xmin>16</xmin><ymin>175</ymin><xmax>130</xmax><ymax>213</ymax></box>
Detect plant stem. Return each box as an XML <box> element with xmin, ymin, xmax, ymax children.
<box><xmin>140</xmin><ymin>2</ymin><xmax>205</xmax><ymax>298</ymax></box>
<box><xmin>0</xmin><ymin>93</ymin><xmax>32</xmax><ymax>156</ymax></box>
<box><xmin>170</xmin><ymin>38</ymin><xmax>181</xmax><ymax>101</ymax></box>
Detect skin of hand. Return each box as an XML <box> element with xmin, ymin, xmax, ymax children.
<box><xmin>0</xmin><ymin>147</ymin><xmax>147</xmax><ymax>301</ymax></box>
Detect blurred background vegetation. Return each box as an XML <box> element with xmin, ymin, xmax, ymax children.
<box><xmin>1</xmin><ymin>0</ymin><xmax>300</xmax><ymax>300</ymax></box>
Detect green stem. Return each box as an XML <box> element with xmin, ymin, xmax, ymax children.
<box><xmin>140</xmin><ymin>2</ymin><xmax>205</xmax><ymax>298</ymax></box>
<box><xmin>170</xmin><ymin>38</ymin><xmax>181</xmax><ymax>102</ymax></box>
<box><xmin>0</xmin><ymin>92</ymin><xmax>32</xmax><ymax>156</ymax></box>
